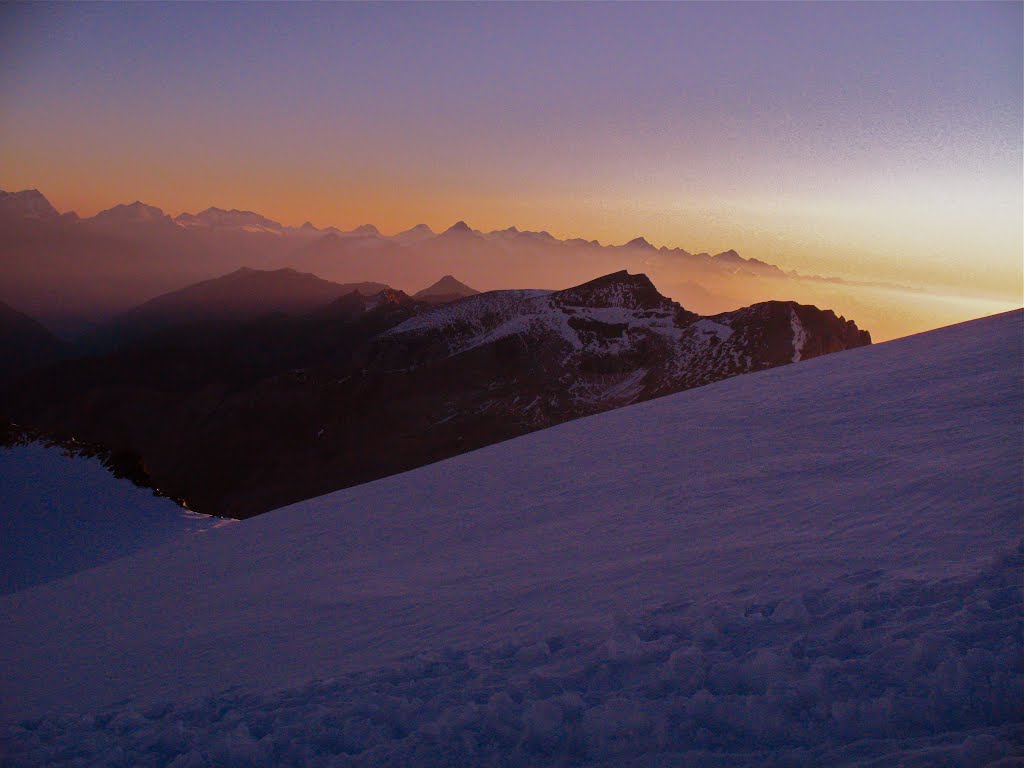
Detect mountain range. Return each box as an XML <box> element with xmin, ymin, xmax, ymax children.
<box><xmin>0</xmin><ymin>187</ymin><xmax>802</xmax><ymax>336</ymax></box>
<box><xmin>3</xmin><ymin>268</ymin><xmax>869</xmax><ymax>518</ymax></box>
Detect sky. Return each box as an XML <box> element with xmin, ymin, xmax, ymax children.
<box><xmin>1</xmin><ymin>1</ymin><xmax>1021</xmax><ymax>300</ymax></box>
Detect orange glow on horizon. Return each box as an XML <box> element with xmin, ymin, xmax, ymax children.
<box><xmin>8</xmin><ymin>163</ymin><xmax>1019</xmax><ymax>307</ymax></box>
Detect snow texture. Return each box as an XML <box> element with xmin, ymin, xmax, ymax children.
<box><xmin>789</xmin><ymin>307</ymin><xmax>807</xmax><ymax>362</ymax></box>
<box><xmin>0</xmin><ymin>443</ymin><xmax>233</xmax><ymax>595</ymax></box>
<box><xmin>1</xmin><ymin>310</ymin><xmax>1021</xmax><ymax>767</ymax></box>
<box><xmin>386</xmin><ymin>286</ymin><xmax>688</xmax><ymax>360</ymax></box>
<box><xmin>383</xmin><ymin>289</ymin><xmax>553</xmax><ymax>351</ymax></box>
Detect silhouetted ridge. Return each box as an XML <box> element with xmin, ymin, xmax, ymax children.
<box><xmin>91</xmin><ymin>268</ymin><xmax>390</xmax><ymax>348</ymax></box>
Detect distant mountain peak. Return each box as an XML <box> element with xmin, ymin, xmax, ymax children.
<box><xmin>413</xmin><ymin>275</ymin><xmax>480</xmax><ymax>304</ymax></box>
<box><xmin>445</xmin><ymin>221</ymin><xmax>472</xmax><ymax>234</ymax></box>
<box><xmin>395</xmin><ymin>223</ymin><xmax>435</xmax><ymax>241</ymax></box>
<box><xmin>625</xmin><ymin>236</ymin><xmax>654</xmax><ymax>249</ymax></box>
<box><xmin>351</xmin><ymin>224</ymin><xmax>380</xmax><ymax>236</ymax></box>
<box><xmin>119</xmin><ymin>201</ymin><xmax>162</xmax><ymax>214</ymax></box>
<box><xmin>91</xmin><ymin>201</ymin><xmax>170</xmax><ymax>225</ymax></box>
<box><xmin>0</xmin><ymin>188</ymin><xmax>60</xmax><ymax>220</ymax></box>
<box><xmin>175</xmin><ymin>207</ymin><xmax>283</xmax><ymax>233</ymax></box>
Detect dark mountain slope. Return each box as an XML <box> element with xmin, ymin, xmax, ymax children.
<box><xmin>0</xmin><ymin>302</ymin><xmax>66</xmax><ymax>379</ymax></box>
<box><xmin>90</xmin><ymin>268</ymin><xmax>389</xmax><ymax>349</ymax></box>
<box><xmin>4</xmin><ymin>271</ymin><xmax>869</xmax><ymax>518</ymax></box>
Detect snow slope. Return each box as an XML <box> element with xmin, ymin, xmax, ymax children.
<box><xmin>0</xmin><ymin>443</ymin><xmax>233</xmax><ymax>595</ymax></box>
<box><xmin>2</xmin><ymin>310</ymin><xmax>1021</xmax><ymax>766</ymax></box>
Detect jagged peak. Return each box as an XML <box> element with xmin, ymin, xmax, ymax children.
<box><xmin>444</xmin><ymin>220</ymin><xmax>473</xmax><ymax>234</ymax></box>
<box><xmin>92</xmin><ymin>200</ymin><xmax>169</xmax><ymax>221</ymax></box>
<box><xmin>0</xmin><ymin>188</ymin><xmax>60</xmax><ymax>219</ymax></box>
<box><xmin>176</xmin><ymin>207</ymin><xmax>283</xmax><ymax>230</ymax></box>
<box><xmin>395</xmin><ymin>223</ymin><xmax>434</xmax><ymax>240</ymax></box>
<box><xmin>624</xmin><ymin>236</ymin><xmax>655</xmax><ymax>249</ymax></box>
<box><xmin>1</xmin><ymin>188</ymin><xmax>46</xmax><ymax>200</ymax></box>
<box><xmin>552</xmin><ymin>270</ymin><xmax>672</xmax><ymax>311</ymax></box>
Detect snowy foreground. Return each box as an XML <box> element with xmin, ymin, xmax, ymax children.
<box><xmin>2</xmin><ymin>310</ymin><xmax>1022</xmax><ymax>766</ymax></box>
<box><xmin>0</xmin><ymin>444</ymin><xmax>233</xmax><ymax>595</ymax></box>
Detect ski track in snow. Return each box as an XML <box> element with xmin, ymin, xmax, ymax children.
<box><xmin>1</xmin><ymin>310</ymin><xmax>1022</xmax><ymax>767</ymax></box>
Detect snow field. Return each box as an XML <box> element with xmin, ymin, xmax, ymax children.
<box><xmin>3</xmin><ymin>543</ymin><xmax>1020</xmax><ymax>766</ymax></box>
<box><xmin>1</xmin><ymin>309</ymin><xmax>1021</xmax><ymax>766</ymax></box>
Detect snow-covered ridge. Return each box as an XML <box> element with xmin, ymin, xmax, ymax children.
<box><xmin>380</xmin><ymin>273</ymin><xmax>868</xmax><ymax>412</ymax></box>
<box><xmin>176</xmin><ymin>207</ymin><xmax>287</xmax><ymax>235</ymax></box>
<box><xmin>383</xmin><ymin>288</ymin><xmax>552</xmax><ymax>341</ymax></box>
<box><xmin>383</xmin><ymin>272</ymin><xmax>690</xmax><ymax>358</ymax></box>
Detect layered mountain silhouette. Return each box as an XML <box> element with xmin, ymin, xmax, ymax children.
<box><xmin>90</xmin><ymin>268</ymin><xmax>389</xmax><ymax>348</ymax></box>
<box><xmin>4</xmin><ymin>269</ymin><xmax>870</xmax><ymax>518</ymax></box>
<box><xmin>0</xmin><ymin>187</ymin><xmax>821</xmax><ymax>334</ymax></box>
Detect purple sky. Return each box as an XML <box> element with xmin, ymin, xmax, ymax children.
<box><xmin>1</xmin><ymin>1</ymin><xmax>1021</xmax><ymax>295</ymax></box>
